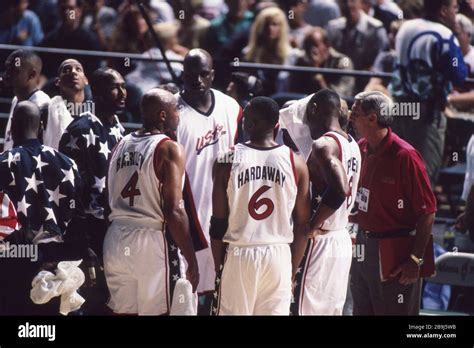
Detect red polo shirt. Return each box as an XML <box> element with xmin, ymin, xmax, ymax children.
<box><xmin>354</xmin><ymin>128</ymin><xmax>436</xmax><ymax>233</ymax></box>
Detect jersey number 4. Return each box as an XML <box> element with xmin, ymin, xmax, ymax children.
<box><xmin>121</xmin><ymin>171</ymin><xmax>141</xmax><ymax>206</ymax></box>
<box><xmin>248</xmin><ymin>185</ymin><xmax>274</xmax><ymax>220</ymax></box>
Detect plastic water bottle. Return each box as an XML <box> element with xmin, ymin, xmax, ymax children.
<box><xmin>84</xmin><ymin>247</ymin><xmax>98</xmax><ymax>288</ymax></box>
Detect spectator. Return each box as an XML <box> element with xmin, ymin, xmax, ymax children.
<box><xmin>0</xmin><ymin>0</ymin><xmax>44</xmax><ymax>46</ymax></box>
<box><xmin>29</xmin><ymin>0</ymin><xmax>59</xmax><ymax>36</ymax></box>
<box><xmin>205</xmin><ymin>1</ymin><xmax>277</xmax><ymax>90</ymax></box>
<box><xmin>226</xmin><ymin>72</ymin><xmax>264</xmax><ymax>108</ymax></box>
<box><xmin>326</xmin><ymin>0</ymin><xmax>389</xmax><ymax>92</ymax></box>
<box><xmin>200</xmin><ymin>0</ymin><xmax>225</xmax><ymax>20</ymax></box>
<box><xmin>398</xmin><ymin>0</ymin><xmax>424</xmax><ymax>20</ymax></box>
<box><xmin>82</xmin><ymin>0</ymin><xmax>118</xmax><ymax>50</ymax></box>
<box><xmin>459</xmin><ymin>0</ymin><xmax>474</xmax><ymax>26</ymax></box>
<box><xmin>361</xmin><ymin>0</ymin><xmax>399</xmax><ymax>32</ymax></box>
<box><xmin>2</xmin><ymin>50</ymin><xmax>51</xmax><ymax>152</ymax></box>
<box><xmin>376</xmin><ymin>0</ymin><xmax>402</xmax><ymax>16</ymax></box>
<box><xmin>126</xmin><ymin>22</ymin><xmax>185</xmax><ymax>96</ymax></box>
<box><xmin>279</xmin><ymin>0</ymin><xmax>313</xmax><ymax>48</ymax></box>
<box><xmin>0</xmin><ymin>101</ymin><xmax>83</xmax><ymax>315</ymax></box>
<box><xmin>110</xmin><ymin>3</ymin><xmax>157</xmax><ymax>54</ymax></box>
<box><xmin>390</xmin><ymin>0</ymin><xmax>467</xmax><ymax>187</ymax></box>
<box><xmin>40</xmin><ymin>0</ymin><xmax>102</xmax><ymax>78</ymax></box>
<box><xmin>244</xmin><ymin>7</ymin><xmax>302</xmax><ymax>95</ymax></box>
<box><xmin>44</xmin><ymin>59</ymin><xmax>90</xmax><ymax>150</ymax></box>
<box><xmin>177</xmin><ymin>0</ymin><xmax>210</xmax><ymax>49</ymax></box>
<box><xmin>226</xmin><ymin>72</ymin><xmax>263</xmax><ymax>143</ymax></box>
<box><xmin>290</xmin><ymin>27</ymin><xmax>355</xmax><ymax>97</ymax></box>
<box><xmin>304</xmin><ymin>0</ymin><xmax>341</xmax><ymax>28</ymax></box>
<box><xmin>365</xmin><ymin>19</ymin><xmax>403</xmax><ymax>94</ymax></box>
<box><xmin>150</xmin><ymin>0</ymin><xmax>176</xmax><ymax>22</ymax></box>
<box><xmin>202</xmin><ymin>0</ymin><xmax>254</xmax><ymax>54</ymax></box>
<box><xmin>455</xmin><ymin>13</ymin><xmax>474</xmax><ymax>74</ymax></box>
<box><xmin>446</xmin><ymin>14</ymin><xmax>474</xmax><ymax>111</ymax></box>
<box><xmin>445</xmin><ymin>13</ymin><xmax>474</xmax><ymax>111</ymax></box>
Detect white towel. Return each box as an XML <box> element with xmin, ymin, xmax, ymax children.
<box><xmin>44</xmin><ymin>96</ymin><xmax>74</xmax><ymax>150</ymax></box>
<box><xmin>170</xmin><ymin>278</ymin><xmax>198</xmax><ymax>315</ymax></box>
<box><xmin>278</xmin><ymin>94</ymin><xmax>314</xmax><ymax>161</ymax></box>
<box><xmin>30</xmin><ymin>260</ymin><xmax>86</xmax><ymax>315</ymax></box>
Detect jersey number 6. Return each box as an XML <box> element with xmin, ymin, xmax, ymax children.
<box><xmin>248</xmin><ymin>185</ymin><xmax>274</xmax><ymax>220</ymax></box>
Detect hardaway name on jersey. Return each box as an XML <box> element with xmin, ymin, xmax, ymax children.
<box><xmin>176</xmin><ymin>89</ymin><xmax>242</xmax><ymax>250</ymax></box>
<box><xmin>313</xmin><ymin>132</ymin><xmax>361</xmax><ymax>231</ymax></box>
<box><xmin>108</xmin><ymin>132</ymin><xmax>173</xmax><ymax>229</ymax></box>
<box><xmin>224</xmin><ymin>143</ymin><xmax>298</xmax><ymax>246</ymax></box>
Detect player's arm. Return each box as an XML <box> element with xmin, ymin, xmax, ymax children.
<box><xmin>160</xmin><ymin>141</ymin><xmax>199</xmax><ymax>292</ymax></box>
<box><xmin>210</xmin><ymin>159</ymin><xmax>231</xmax><ymax>273</ymax></box>
<box><xmin>309</xmin><ymin>138</ymin><xmax>348</xmax><ymax>234</ymax></box>
<box><xmin>290</xmin><ymin>153</ymin><xmax>312</xmax><ymax>280</ymax></box>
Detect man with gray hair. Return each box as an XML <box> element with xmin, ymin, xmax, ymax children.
<box><xmin>455</xmin><ymin>13</ymin><xmax>474</xmax><ymax>73</ymax></box>
<box><xmin>350</xmin><ymin>91</ymin><xmax>436</xmax><ymax>315</ymax></box>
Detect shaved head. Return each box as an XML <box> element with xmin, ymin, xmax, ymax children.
<box><xmin>184</xmin><ymin>48</ymin><xmax>213</xmax><ymax>69</ymax></box>
<box><xmin>141</xmin><ymin>88</ymin><xmax>179</xmax><ymax>132</ymax></box>
<box><xmin>305</xmin><ymin>89</ymin><xmax>343</xmax><ymax>139</ymax></box>
<box><xmin>11</xmin><ymin>101</ymin><xmax>41</xmax><ymax>144</ymax></box>
<box><xmin>182</xmin><ymin>48</ymin><xmax>214</xmax><ymax>97</ymax></box>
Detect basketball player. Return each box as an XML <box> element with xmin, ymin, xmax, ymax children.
<box><xmin>176</xmin><ymin>49</ymin><xmax>242</xmax><ymax>312</ymax></box>
<box><xmin>2</xmin><ymin>50</ymin><xmax>50</xmax><ymax>151</ymax></box>
<box><xmin>104</xmin><ymin>88</ymin><xmax>199</xmax><ymax>315</ymax></box>
<box><xmin>291</xmin><ymin>89</ymin><xmax>361</xmax><ymax>315</ymax></box>
<box><xmin>210</xmin><ymin>96</ymin><xmax>311</xmax><ymax>315</ymax></box>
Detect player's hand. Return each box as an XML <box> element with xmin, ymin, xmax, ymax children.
<box><xmin>390</xmin><ymin>260</ymin><xmax>420</xmax><ymax>285</ymax></box>
<box><xmin>186</xmin><ymin>259</ymin><xmax>200</xmax><ymax>293</ymax></box>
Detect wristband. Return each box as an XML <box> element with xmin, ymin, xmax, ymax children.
<box><xmin>209</xmin><ymin>216</ymin><xmax>228</xmax><ymax>240</ymax></box>
<box><xmin>321</xmin><ymin>186</ymin><xmax>346</xmax><ymax>210</ymax></box>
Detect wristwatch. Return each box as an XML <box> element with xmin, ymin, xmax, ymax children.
<box><xmin>410</xmin><ymin>254</ymin><xmax>424</xmax><ymax>267</ymax></box>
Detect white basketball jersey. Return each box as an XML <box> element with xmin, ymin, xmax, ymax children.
<box><xmin>225</xmin><ymin>143</ymin><xmax>298</xmax><ymax>246</ymax></box>
<box><xmin>176</xmin><ymin>89</ymin><xmax>242</xmax><ymax>247</ymax></box>
<box><xmin>319</xmin><ymin>131</ymin><xmax>361</xmax><ymax>231</ymax></box>
<box><xmin>108</xmin><ymin>132</ymin><xmax>172</xmax><ymax>229</ymax></box>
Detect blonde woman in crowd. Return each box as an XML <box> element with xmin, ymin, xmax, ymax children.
<box><xmin>243</xmin><ymin>7</ymin><xmax>302</xmax><ymax>95</ymax></box>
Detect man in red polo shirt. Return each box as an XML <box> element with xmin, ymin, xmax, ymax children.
<box><xmin>350</xmin><ymin>91</ymin><xmax>436</xmax><ymax>315</ymax></box>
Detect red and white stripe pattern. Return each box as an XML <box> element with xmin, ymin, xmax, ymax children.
<box><xmin>0</xmin><ymin>191</ymin><xmax>19</xmax><ymax>240</ymax></box>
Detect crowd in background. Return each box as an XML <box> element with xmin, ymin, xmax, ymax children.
<box><xmin>0</xmin><ymin>0</ymin><xmax>461</xmax><ymax>111</ymax></box>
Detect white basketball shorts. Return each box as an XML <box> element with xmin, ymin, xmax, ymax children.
<box><xmin>291</xmin><ymin>228</ymin><xmax>353</xmax><ymax>315</ymax></box>
<box><xmin>213</xmin><ymin>243</ymin><xmax>292</xmax><ymax>315</ymax></box>
<box><xmin>103</xmin><ymin>222</ymin><xmax>184</xmax><ymax>315</ymax></box>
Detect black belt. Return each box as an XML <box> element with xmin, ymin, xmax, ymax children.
<box><xmin>360</xmin><ymin>228</ymin><xmax>416</xmax><ymax>239</ymax></box>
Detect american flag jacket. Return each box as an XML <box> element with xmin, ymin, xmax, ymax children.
<box><xmin>0</xmin><ymin>191</ymin><xmax>19</xmax><ymax>241</ymax></box>
<box><xmin>59</xmin><ymin>112</ymin><xmax>124</xmax><ymax>220</ymax></box>
<box><xmin>0</xmin><ymin>139</ymin><xmax>82</xmax><ymax>244</ymax></box>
